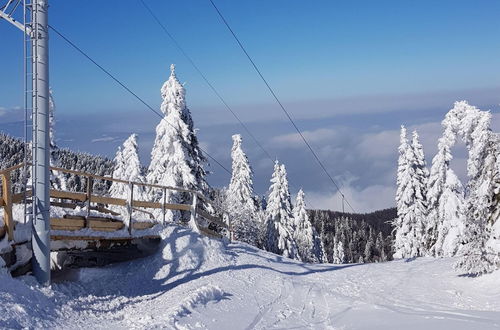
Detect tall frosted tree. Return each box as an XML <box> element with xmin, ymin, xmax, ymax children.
<box><xmin>227</xmin><ymin>134</ymin><xmax>259</xmax><ymax>245</ymax></box>
<box><xmin>49</xmin><ymin>89</ymin><xmax>56</xmax><ymax>149</ymax></box>
<box><xmin>146</xmin><ymin>64</ymin><xmax>207</xmax><ymax>222</ymax></box>
<box><xmin>293</xmin><ymin>189</ymin><xmax>325</xmax><ymax>263</ymax></box>
<box><xmin>264</xmin><ymin>161</ymin><xmax>299</xmax><ymax>260</ymax></box>
<box><xmin>332</xmin><ymin>238</ymin><xmax>345</xmax><ymax>264</ymax></box>
<box><xmin>48</xmin><ymin>89</ymin><xmax>67</xmax><ymax>191</ymax></box>
<box><xmin>394</xmin><ymin>128</ymin><xmax>429</xmax><ymax>258</ymax></box>
<box><xmin>393</xmin><ymin>126</ymin><xmax>411</xmax><ymax>257</ymax></box>
<box><xmin>364</xmin><ymin>228</ymin><xmax>375</xmax><ymax>261</ymax></box>
<box><xmin>426</xmin><ymin>124</ymin><xmax>465</xmax><ymax>257</ymax></box>
<box><xmin>110</xmin><ymin>134</ymin><xmax>145</xmax><ymax>203</ymax></box>
<box><xmin>452</xmin><ymin>102</ymin><xmax>499</xmax><ymax>275</ymax></box>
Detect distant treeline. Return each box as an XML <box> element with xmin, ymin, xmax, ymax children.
<box><xmin>309</xmin><ymin>208</ymin><xmax>396</xmax><ymax>263</ymax></box>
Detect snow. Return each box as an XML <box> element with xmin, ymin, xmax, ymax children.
<box><xmin>1</xmin><ymin>225</ymin><xmax>499</xmax><ymax>329</ymax></box>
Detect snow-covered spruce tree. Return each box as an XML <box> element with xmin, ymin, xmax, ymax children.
<box><xmin>426</xmin><ymin>125</ymin><xmax>465</xmax><ymax>257</ymax></box>
<box><xmin>375</xmin><ymin>232</ymin><xmax>386</xmax><ymax>262</ymax></box>
<box><xmin>452</xmin><ymin>102</ymin><xmax>499</xmax><ymax>275</ymax></box>
<box><xmin>393</xmin><ymin>128</ymin><xmax>429</xmax><ymax>258</ymax></box>
<box><xmin>393</xmin><ymin>126</ymin><xmax>410</xmax><ymax>256</ymax></box>
<box><xmin>264</xmin><ymin>161</ymin><xmax>299</xmax><ymax>260</ymax></box>
<box><xmin>48</xmin><ymin>89</ymin><xmax>68</xmax><ymax>191</ymax></box>
<box><xmin>49</xmin><ymin>89</ymin><xmax>56</xmax><ymax>149</ymax></box>
<box><xmin>146</xmin><ymin>64</ymin><xmax>208</xmax><ymax>223</ymax></box>
<box><xmin>364</xmin><ymin>228</ymin><xmax>375</xmax><ymax>261</ymax></box>
<box><xmin>109</xmin><ymin>134</ymin><xmax>145</xmax><ymax>204</ymax></box>
<box><xmin>332</xmin><ymin>238</ymin><xmax>345</xmax><ymax>264</ymax></box>
<box><xmin>226</xmin><ymin>134</ymin><xmax>259</xmax><ymax>245</ymax></box>
<box><xmin>293</xmin><ymin>189</ymin><xmax>325</xmax><ymax>263</ymax></box>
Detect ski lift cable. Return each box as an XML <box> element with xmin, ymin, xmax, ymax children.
<box><xmin>139</xmin><ymin>0</ymin><xmax>273</xmax><ymax>163</ymax></box>
<box><xmin>48</xmin><ymin>25</ymin><xmax>232</xmax><ymax>175</ymax></box>
<box><xmin>207</xmin><ymin>0</ymin><xmax>356</xmax><ymax>213</ymax></box>
<box><xmin>138</xmin><ymin>0</ymin><xmax>320</xmax><ymax>209</ymax></box>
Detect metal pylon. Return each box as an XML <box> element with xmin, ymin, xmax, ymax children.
<box><xmin>1</xmin><ymin>0</ymin><xmax>51</xmax><ymax>285</ymax></box>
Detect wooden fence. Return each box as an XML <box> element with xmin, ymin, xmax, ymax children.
<box><xmin>0</xmin><ymin>162</ymin><xmax>230</xmax><ymax>241</ymax></box>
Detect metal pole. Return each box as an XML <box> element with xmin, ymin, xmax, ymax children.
<box><xmin>31</xmin><ymin>0</ymin><xmax>51</xmax><ymax>286</ymax></box>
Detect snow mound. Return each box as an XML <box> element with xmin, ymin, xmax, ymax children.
<box><xmin>170</xmin><ymin>284</ymin><xmax>227</xmax><ymax>318</ymax></box>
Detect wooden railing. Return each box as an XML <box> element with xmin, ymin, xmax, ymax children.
<box><xmin>0</xmin><ymin>162</ymin><xmax>230</xmax><ymax>241</ymax></box>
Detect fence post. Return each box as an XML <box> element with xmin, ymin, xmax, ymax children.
<box><xmin>128</xmin><ymin>182</ymin><xmax>134</xmax><ymax>235</ymax></box>
<box><xmin>85</xmin><ymin>176</ymin><xmax>93</xmax><ymax>226</ymax></box>
<box><xmin>227</xmin><ymin>213</ymin><xmax>233</xmax><ymax>242</ymax></box>
<box><xmin>162</xmin><ymin>187</ymin><xmax>166</xmax><ymax>225</ymax></box>
<box><xmin>2</xmin><ymin>171</ymin><xmax>14</xmax><ymax>241</ymax></box>
<box><xmin>189</xmin><ymin>193</ymin><xmax>199</xmax><ymax>232</ymax></box>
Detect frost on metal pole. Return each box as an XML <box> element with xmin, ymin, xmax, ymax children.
<box><xmin>31</xmin><ymin>0</ymin><xmax>51</xmax><ymax>286</ymax></box>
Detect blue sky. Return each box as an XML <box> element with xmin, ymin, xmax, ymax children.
<box><xmin>1</xmin><ymin>0</ymin><xmax>500</xmax><ymax>211</ymax></box>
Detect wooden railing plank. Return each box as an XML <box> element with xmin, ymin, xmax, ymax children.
<box><xmin>198</xmin><ymin>226</ymin><xmax>223</xmax><ymax>239</ymax></box>
<box><xmin>12</xmin><ymin>190</ymin><xmax>32</xmax><ymax>204</ymax></box>
<box><xmin>2</xmin><ymin>172</ymin><xmax>14</xmax><ymax>240</ymax></box>
<box><xmin>197</xmin><ymin>208</ymin><xmax>227</xmax><ymax>228</ymax></box>
<box><xmin>50</xmin><ymin>218</ymin><xmax>85</xmax><ymax>231</ymax></box>
<box><xmin>50</xmin><ymin>189</ymin><xmax>87</xmax><ymax>202</ymax></box>
<box><xmin>132</xmin><ymin>222</ymin><xmax>156</xmax><ymax>230</ymax></box>
<box><xmin>92</xmin><ymin>195</ymin><xmax>127</xmax><ymax>206</ymax></box>
<box><xmin>132</xmin><ymin>200</ymin><xmax>162</xmax><ymax>209</ymax></box>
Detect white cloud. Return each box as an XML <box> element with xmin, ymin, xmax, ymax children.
<box><xmin>91</xmin><ymin>136</ymin><xmax>117</xmax><ymax>143</ymax></box>
<box><xmin>357</xmin><ymin>129</ymin><xmax>399</xmax><ymax>159</ymax></box>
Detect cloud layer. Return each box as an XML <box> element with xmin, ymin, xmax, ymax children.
<box><xmin>1</xmin><ymin>90</ymin><xmax>499</xmax><ymax>212</ymax></box>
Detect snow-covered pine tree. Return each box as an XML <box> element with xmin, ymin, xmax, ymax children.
<box><xmin>293</xmin><ymin>189</ymin><xmax>325</xmax><ymax>263</ymax></box>
<box><xmin>393</xmin><ymin>128</ymin><xmax>429</xmax><ymax>258</ymax></box>
<box><xmin>109</xmin><ymin>134</ymin><xmax>145</xmax><ymax>203</ymax></box>
<box><xmin>375</xmin><ymin>232</ymin><xmax>386</xmax><ymax>262</ymax></box>
<box><xmin>410</xmin><ymin>130</ymin><xmax>430</xmax><ymax>249</ymax></box>
<box><xmin>48</xmin><ymin>89</ymin><xmax>68</xmax><ymax>191</ymax></box>
<box><xmin>49</xmin><ymin>89</ymin><xmax>56</xmax><ymax>149</ymax></box>
<box><xmin>264</xmin><ymin>161</ymin><xmax>299</xmax><ymax>260</ymax></box>
<box><xmin>146</xmin><ymin>64</ymin><xmax>208</xmax><ymax>222</ymax></box>
<box><xmin>452</xmin><ymin>102</ymin><xmax>499</xmax><ymax>274</ymax></box>
<box><xmin>334</xmin><ymin>239</ymin><xmax>345</xmax><ymax>264</ymax></box>
<box><xmin>393</xmin><ymin>126</ymin><xmax>411</xmax><ymax>257</ymax></box>
<box><xmin>226</xmin><ymin>134</ymin><xmax>259</xmax><ymax>245</ymax></box>
<box><xmin>364</xmin><ymin>228</ymin><xmax>375</xmax><ymax>261</ymax></box>
<box><xmin>426</xmin><ymin>125</ymin><xmax>465</xmax><ymax>257</ymax></box>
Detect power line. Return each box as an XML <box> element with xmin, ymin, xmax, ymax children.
<box><xmin>139</xmin><ymin>1</ymin><xmax>322</xmax><ymax>209</ymax></box>
<box><xmin>48</xmin><ymin>24</ymin><xmax>231</xmax><ymax>175</ymax></box>
<box><xmin>139</xmin><ymin>0</ymin><xmax>273</xmax><ymax>163</ymax></box>
<box><xmin>207</xmin><ymin>0</ymin><xmax>355</xmax><ymax>213</ymax></box>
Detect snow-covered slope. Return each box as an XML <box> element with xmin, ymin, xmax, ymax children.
<box><xmin>1</xmin><ymin>225</ymin><xmax>499</xmax><ymax>329</ymax></box>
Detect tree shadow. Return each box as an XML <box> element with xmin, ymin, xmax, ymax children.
<box><xmin>54</xmin><ymin>226</ymin><xmax>361</xmax><ymax>314</ymax></box>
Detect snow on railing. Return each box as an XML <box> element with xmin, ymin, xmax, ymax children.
<box><xmin>0</xmin><ymin>162</ymin><xmax>230</xmax><ymax>242</ymax></box>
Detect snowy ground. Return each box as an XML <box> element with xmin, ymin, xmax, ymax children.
<box><xmin>1</xmin><ymin>225</ymin><xmax>499</xmax><ymax>330</ymax></box>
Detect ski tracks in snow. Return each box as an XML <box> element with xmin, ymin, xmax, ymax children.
<box><xmin>245</xmin><ymin>273</ymin><xmax>336</xmax><ymax>329</ymax></box>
